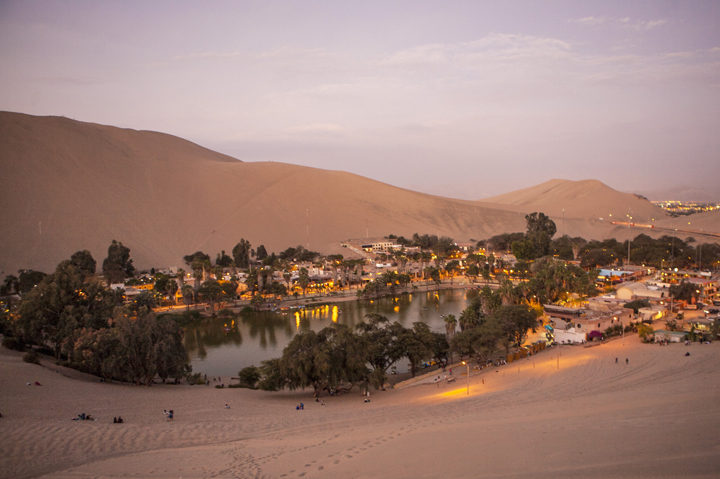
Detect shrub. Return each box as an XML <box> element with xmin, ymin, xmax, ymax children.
<box><xmin>238</xmin><ymin>365</ymin><xmax>261</xmax><ymax>389</ymax></box>
<box><xmin>2</xmin><ymin>336</ymin><xmax>26</xmax><ymax>352</ymax></box>
<box><xmin>240</xmin><ymin>306</ymin><xmax>255</xmax><ymax>314</ymax></box>
<box><xmin>158</xmin><ymin>310</ymin><xmax>201</xmax><ymax>327</ymax></box>
<box><xmin>188</xmin><ymin>372</ymin><xmax>206</xmax><ymax>385</ymax></box>
<box><xmin>23</xmin><ymin>350</ymin><xmax>41</xmax><ymax>364</ymax></box>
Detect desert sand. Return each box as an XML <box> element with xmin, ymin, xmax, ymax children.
<box><xmin>2</xmin><ymin>337</ymin><xmax>718</xmax><ymax>479</ymax></box>
<box><xmin>5</xmin><ymin>111</ymin><xmax>716</xmax><ymax>277</ymax></box>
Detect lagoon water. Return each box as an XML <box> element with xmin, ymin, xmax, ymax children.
<box><xmin>186</xmin><ymin>288</ymin><xmax>477</xmax><ymax>377</ymax></box>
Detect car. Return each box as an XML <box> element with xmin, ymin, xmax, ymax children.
<box><xmin>704</xmin><ymin>308</ymin><xmax>720</xmax><ymax>315</ymax></box>
<box><xmin>714</xmin><ymin>300</ymin><xmax>720</xmax><ymax>307</ymax></box>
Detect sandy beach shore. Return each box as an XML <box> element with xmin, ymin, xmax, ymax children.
<box><xmin>2</xmin><ymin>336</ymin><xmax>718</xmax><ymax>479</ymax></box>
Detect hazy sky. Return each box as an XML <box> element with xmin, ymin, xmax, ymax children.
<box><xmin>1</xmin><ymin>1</ymin><xmax>719</xmax><ymax>199</ymax></box>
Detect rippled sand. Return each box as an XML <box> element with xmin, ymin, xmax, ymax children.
<box><xmin>2</xmin><ymin>336</ymin><xmax>718</xmax><ymax>479</ymax></box>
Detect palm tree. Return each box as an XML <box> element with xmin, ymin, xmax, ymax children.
<box><xmin>167</xmin><ymin>279</ymin><xmax>179</xmax><ymax>305</ymax></box>
<box><xmin>444</xmin><ymin>314</ymin><xmax>457</xmax><ymax>338</ymax></box>
<box><xmin>181</xmin><ymin>284</ymin><xmax>194</xmax><ymax>310</ymax></box>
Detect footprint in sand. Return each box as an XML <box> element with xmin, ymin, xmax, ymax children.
<box><xmin>334</xmin><ymin>460</ymin><xmax>340</xmax><ymax>464</ymax></box>
<box><xmin>318</xmin><ymin>466</ymin><xmax>324</xmax><ymax>470</ymax></box>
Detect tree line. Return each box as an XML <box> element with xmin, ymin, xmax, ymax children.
<box><xmin>240</xmin><ymin>287</ymin><xmax>541</xmax><ymax>396</ymax></box>
<box><xmin>1</xmin><ymin>246</ymin><xmax>190</xmax><ymax>385</ymax></box>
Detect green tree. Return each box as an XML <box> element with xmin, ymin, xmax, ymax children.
<box><xmin>445</xmin><ymin>260</ymin><xmax>459</xmax><ymax>285</ymax></box>
<box><xmin>198</xmin><ymin>280</ymin><xmax>224</xmax><ymax>312</ymax></box>
<box><xmin>102</xmin><ymin>240</ymin><xmax>135</xmax><ymax>284</ymax></box>
<box><xmin>181</xmin><ymin>284</ymin><xmax>194</xmax><ymax>310</ymax></box>
<box><xmin>638</xmin><ymin>323</ymin><xmax>654</xmax><ymax>341</ymax></box>
<box><xmin>256</xmin><ymin>245</ymin><xmax>268</xmax><ymax>261</ymax></box>
<box><xmin>1</xmin><ymin>274</ymin><xmax>19</xmax><ymax>295</ymax></box>
<box><xmin>232</xmin><ymin>239</ymin><xmax>252</xmax><ymax>269</ymax></box>
<box><xmin>17</xmin><ymin>261</ymin><xmax>123</xmax><ymax>358</ymax></box>
<box><xmin>493</xmin><ymin>305</ymin><xmax>539</xmax><ymax>352</ymax></box>
<box><xmin>17</xmin><ymin>270</ymin><xmax>48</xmax><ymax>293</ymax></box>
<box><xmin>451</xmin><ymin>315</ymin><xmax>503</xmax><ymax>364</ymax></box>
<box><xmin>113</xmin><ymin>309</ymin><xmax>191</xmax><ymax>386</ymax></box>
<box><xmin>70</xmin><ymin>250</ymin><xmax>96</xmax><ymax>276</ymax></box>
<box><xmin>624</xmin><ymin>299</ymin><xmax>650</xmax><ymax>314</ymax></box>
<box><xmin>669</xmin><ymin>281</ymin><xmax>697</xmax><ymax>303</ymax></box>
<box><xmin>397</xmin><ymin>322</ymin><xmax>434</xmax><ymax>378</ymax></box>
<box><xmin>215</xmin><ymin>250</ymin><xmax>233</xmax><ymax>267</ymax></box>
<box><xmin>238</xmin><ymin>365</ymin><xmax>261</xmax><ymax>388</ymax></box>
<box><xmin>444</xmin><ymin>314</ymin><xmax>458</xmax><ymax>339</ymax></box>
<box><xmin>356</xmin><ymin>314</ymin><xmax>404</xmax><ymax>389</ymax></box>
<box><xmin>260</xmin><ymin>324</ymin><xmax>367</xmax><ymax>397</ymax></box>
<box><xmin>298</xmin><ymin>267</ymin><xmax>310</xmax><ymax>295</ymax></box>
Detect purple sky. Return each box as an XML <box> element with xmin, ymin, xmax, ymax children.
<box><xmin>1</xmin><ymin>1</ymin><xmax>719</xmax><ymax>199</ymax></box>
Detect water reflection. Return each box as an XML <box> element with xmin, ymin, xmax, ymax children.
<box><xmin>186</xmin><ymin>288</ymin><xmax>477</xmax><ymax>377</ymax></box>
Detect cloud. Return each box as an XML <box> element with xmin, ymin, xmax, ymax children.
<box><xmin>379</xmin><ymin>33</ymin><xmax>572</xmax><ymax>67</ymax></box>
<box><xmin>569</xmin><ymin>16</ymin><xmax>668</xmax><ymax>31</ymax></box>
<box><xmin>635</xmin><ymin>19</ymin><xmax>668</xmax><ymax>31</ymax></box>
<box><xmin>570</xmin><ymin>16</ymin><xmax>607</xmax><ymax>26</ymax></box>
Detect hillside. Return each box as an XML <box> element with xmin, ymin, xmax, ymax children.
<box><xmin>0</xmin><ymin>112</ymin><xmax>529</xmax><ymax>274</ymax></box>
<box><xmin>479</xmin><ymin>178</ymin><xmax>667</xmax><ymax>223</ymax></box>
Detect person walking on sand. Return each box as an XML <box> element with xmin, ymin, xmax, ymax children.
<box><xmin>625</xmin><ymin>358</ymin><xmax>629</xmax><ymax>365</ymax></box>
<box><xmin>615</xmin><ymin>357</ymin><xmax>618</xmax><ymax>364</ymax></box>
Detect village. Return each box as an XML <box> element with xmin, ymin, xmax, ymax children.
<box><xmin>110</xmin><ymin>234</ymin><xmax>720</xmax><ymax>346</ymax></box>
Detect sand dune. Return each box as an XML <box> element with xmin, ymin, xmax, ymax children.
<box><xmin>1</xmin><ymin>338</ymin><xmax>718</xmax><ymax>478</ymax></box>
<box><xmin>1</xmin><ymin>111</ymin><xmax>528</xmax><ymax>274</ymax></box>
<box><xmin>479</xmin><ymin>178</ymin><xmax>667</xmax><ymax>222</ymax></box>
<box><xmin>1</xmin><ymin>112</ymin><xmax>717</xmax><ymax>276</ymax></box>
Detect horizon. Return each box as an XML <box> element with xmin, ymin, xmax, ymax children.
<box><xmin>1</xmin><ymin>1</ymin><xmax>719</xmax><ymax>200</ymax></box>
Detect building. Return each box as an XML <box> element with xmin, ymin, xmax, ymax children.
<box><xmin>653</xmin><ymin>330</ymin><xmax>687</xmax><ymax>343</ymax></box>
<box><xmin>655</xmin><ymin>269</ymin><xmax>713</xmax><ymax>285</ymax></box>
<box><xmin>544</xmin><ymin>305</ymin><xmax>634</xmax><ymax>344</ymax></box>
<box><xmin>686</xmin><ymin>278</ymin><xmax>718</xmax><ymax>305</ymax></box>
<box><xmin>341</xmin><ymin>238</ymin><xmax>402</xmax><ymax>254</ymax></box>
<box><xmin>615</xmin><ymin>282</ymin><xmax>666</xmax><ymax>301</ymax></box>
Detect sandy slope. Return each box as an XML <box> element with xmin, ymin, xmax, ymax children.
<box><xmin>479</xmin><ymin>179</ymin><xmax>667</xmax><ymax>222</ymax></box>
<box><xmin>1</xmin><ymin>111</ymin><xmax>529</xmax><ymax>274</ymax></box>
<box><xmin>1</xmin><ymin>338</ymin><xmax>718</xmax><ymax>479</ymax></box>
<box><xmin>2</xmin><ymin>112</ymin><xmax>717</xmax><ymax>276</ymax></box>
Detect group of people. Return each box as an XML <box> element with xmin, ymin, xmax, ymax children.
<box><xmin>72</xmin><ymin>413</ymin><xmax>94</xmax><ymax>421</ymax></box>
<box><xmin>614</xmin><ymin>358</ymin><xmax>630</xmax><ymax>364</ymax></box>
<box><xmin>163</xmin><ymin>409</ymin><xmax>174</xmax><ymax>421</ymax></box>
<box><xmin>113</xmin><ymin>417</ymin><xmax>124</xmax><ymax>423</ymax></box>
<box><xmin>295</xmin><ymin>403</ymin><xmax>304</xmax><ymax>410</ymax></box>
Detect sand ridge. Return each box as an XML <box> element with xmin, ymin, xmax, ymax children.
<box><xmin>2</xmin><ymin>337</ymin><xmax>719</xmax><ymax>478</ymax></box>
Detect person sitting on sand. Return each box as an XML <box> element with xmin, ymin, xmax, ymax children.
<box><xmin>225</xmin><ymin>404</ymin><xmax>230</xmax><ymax>409</ymax></box>
<box><xmin>167</xmin><ymin>410</ymin><xmax>173</xmax><ymax>421</ymax></box>
<box><xmin>364</xmin><ymin>398</ymin><xmax>371</xmax><ymax>403</ymax></box>
<box><xmin>117</xmin><ymin>417</ymin><xmax>124</xmax><ymax>423</ymax></box>
<box><xmin>113</xmin><ymin>417</ymin><xmax>118</xmax><ymax>423</ymax></box>
<box><xmin>685</xmin><ymin>352</ymin><xmax>690</xmax><ymax>356</ymax></box>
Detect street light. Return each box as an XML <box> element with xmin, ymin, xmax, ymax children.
<box><xmin>461</xmin><ymin>361</ymin><xmax>470</xmax><ymax>395</ymax></box>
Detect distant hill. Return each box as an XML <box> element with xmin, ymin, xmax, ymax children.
<box><xmin>478</xmin><ymin>179</ymin><xmax>667</xmax><ymax>223</ymax></box>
